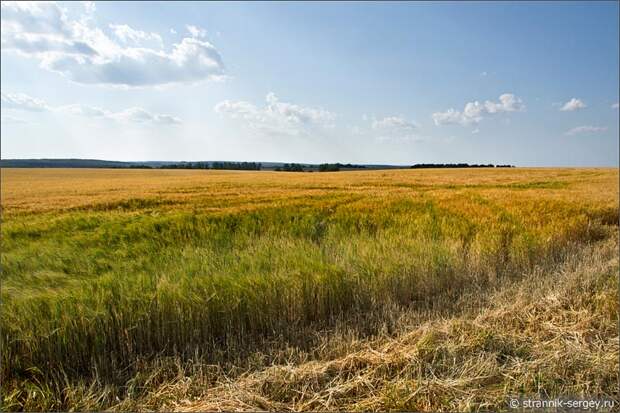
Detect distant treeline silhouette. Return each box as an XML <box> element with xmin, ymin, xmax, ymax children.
<box><xmin>410</xmin><ymin>163</ymin><xmax>514</xmax><ymax>169</ymax></box>
<box><xmin>159</xmin><ymin>162</ymin><xmax>262</xmax><ymax>170</ymax></box>
<box><xmin>276</xmin><ymin>163</ymin><xmax>306</xmax><ymax>172</ymax></box>
<box><xmin>212</xmin><ymin>162</ymin><xmax>262</xmax><ymax>170</ymax></box>
<box><xmin>274</xmin><ymin>163</ymin><xmax>368</xmax><ymax>172</ymax></box>
<box><xmin>318</xmin><ymin>163</ymin><xmax>367</xmax><ymax>172</ymax></box>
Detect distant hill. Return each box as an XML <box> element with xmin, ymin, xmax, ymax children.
<box><xmin>0</xmin><ymin>159</ymin><xmax>132</xmax><ymax>168</ymax></box>
<box><xmin>0</xmin><ymin>159</ymin><xmax>188</xmax><ymax>168</ymax></box>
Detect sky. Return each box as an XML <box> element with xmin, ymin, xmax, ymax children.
<box><xmin>1</xmin><ymin>1</ymin><xmax>619</xmax><ymax>166</ymax></box>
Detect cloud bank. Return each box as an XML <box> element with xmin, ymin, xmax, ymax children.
<box><xmin>1</xmin><ymin>92</ymin><xmax>180</xmax><ymax>124</ymax></box>
<box><xmin>432</xmin><ymin>93</ymin><xmax>525</xmax><ymax>126</ymax></box>
<box><xmin>215</xmin><ymin>93</ymin><xmax>336</xmax><ymax>137</ymax></box>
<box><xmin>1</xmin><ymin>1</ymin><xmax>224</xmax><ymax>87</ymax></box>
<box><xmin>565</xmin><ymin>125</ymin><xmax>607</xmax><ymax>136</ymax></box>
<box><xmin>1</xmin><ymin>92</ymin><xmax>50</xmax><ymax>111</ymax></box>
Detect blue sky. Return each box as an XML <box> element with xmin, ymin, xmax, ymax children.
<box><xmin>1</xmin><ymin>1</ymin><xmax>618</xmax><ymax>166</ymax></box>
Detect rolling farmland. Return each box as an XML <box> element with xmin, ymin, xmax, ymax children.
<box><xmin>1</xmin><ymin>167</ymin><xmax>618</xmax><ymax>411</ymax></box>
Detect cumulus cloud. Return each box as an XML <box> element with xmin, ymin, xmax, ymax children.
<box><xmin>82</xmin><ymin>1</ymin><xmax>96</xmax><ymax>15</ymax></box>
<box><xmin>560</xmin><ymin>98</ymin><xmax>586</xmax><ymax>112</ymax></box>
<box><xmin>432</xmin><ymin>109</ymin><xmax>465</xmax><ymax>126</ymax></box>
<box><xmin>186</xmin><ymin>25</ymin><xmax>207</xmax><ymax>38</ymax></box>
<box><xmin>432</xmin><ymin>93</ymin><xmax>524</xmax><ymax>126</ymax></box>
<box><xmin>484</xmin><ymin>93</ymin><xmax>525</xmax><ymax>113</ymax></box>
<box><xmin>108</xmin><ymin>107</ymin><xmax>181</xmax><ymax>124</ymax></box>
<box><xmin>1</xmin><ymin>92</ymin><xmax>50</xmax><ymax>111</ymax></box>
<box><xmin>214</xmin><ymin>93</ymin><xmax>335</xmax><ymax>137</ymax></box>
<box><xmin>57</xmin><ymin>103</ymin><xmax>108</xmax><ymax>118</ymax></box>
<box><xmin>2</xmin><ymin>92</ymin><xmax>180</xmax><ymax>124</ymax></box>
<box><xmin>612</xmin><ymin>102</ymin><xmax>619</xmax><ymax>109</ymax></box>
<box><xmin>565</xmin><ymin>125</ymin><xmax>607</xmax><ymax>136</ymax></box>
<box><xmin>109</xmin><ymin>24</ymin><xmax>163</xmax><ymax>45</ymax></box>
<box><xmin>1</xmin><ymin>1</ymin><xmax>225</xmax><ymax>87</ymax></box>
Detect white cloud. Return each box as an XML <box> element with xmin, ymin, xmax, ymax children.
<box><xmin>2</xmin><ymin>92</ymin><xmax>180</xmax><ymax>125</ymax></box>
<box><xmin>432</xmin><ymin>109</ymin><xmax>464</xmax><ymax>126</ymax></box>
<box><xmin>559</xmin><ymin>98</ymin><xmax>586</xmax><ymax>112</ymax></box>
<box><xmin>565</xmin><ymin>125</ymin><xmax>607</xmax><ymax>136</ymax></box>
<box><xmin>214</xmin><ymin>93</ymin><xmax>336</xmax><ymax>137</ymax></box>
<box><xmin>186</xmin><ymin>25</ymin><xmax>207</xmax><ymax>38</ymax></box>
<box><xmin>109</xmin><ymin>24</ymin><xmax>163</xmax><ymax>46</ymax></box>
<box><xmin>82</xmin><ymin>1</ymin><xmax>96</xmax><ymax>15</ymax></box>
<box><xmin>1</xmin><ymin>2</ymin><xmax>225</xmax><ymax>87</ymax></box>
<box><xmin>1</xmin><ymin>92</ymin><xmax>50</xmax><ymax>111</ymax></box>
<box><xmin>471</xmin><ymin>128</ymin><xmax>480</xmax><ymax>134</ymax></box>
<box><xmin>44</xmin><ymin>37</ymin><xmax>225</xmax><ymax>87</ymax></box>
<box><xmin>57</xmin><ymin>103</ymin><xmax>108</xmax><ymax>118</ymax></box>
<box><xmin>1</xmin><ymin>2</ymin><xmax>71</xmax><ymax>37</ymax></box>
<box><xmin>59</xmin><ymin>104</ymin><xmax>181</xmax><ymax>124</ymax></box>
<box><xmin>109</xmin><ymin>107</ymin><xmax>181</xmax><ymax>124</ymax></box>
<box><xmin>1</xmin><ymin>2</ymin><xmax>98</xmax><ymax>57</ymax></box>
<box><xmin>372</xmin><ymin>116</ymin><xmax>417</xmax><ymax>132</ymax></box>
<box><xmin>432</xmin><ymin>93</ymin><xmax>524</xmax><ymax>127</ymax></box>
<box><xmin>612</xmin><ymin>102</ymin><xmax>619</xmax><ymax>109</ymax></box>
<box><xmin>264</xmin><ymin>92</ymin><xmax>335</xmax><ymax>125</ymax></box>
<box><xmin>80</xmin><ymin>1</ymin><xmax>96</xmax><ymax>22</ymax></box>
<box><xmin>484</xmin><ymin>93</ymin><xmax>525</xmax><ymax>113</ymax></box>
<box><xmin>170</xmin><ymin>28</ymin><xmax>177</xmax><ymax>35</ymax></box>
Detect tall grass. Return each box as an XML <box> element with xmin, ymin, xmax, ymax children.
<box><xmin>1</xmin><ymin>168</ymin><xmax>618</xmax><ymax>410</ymax></box>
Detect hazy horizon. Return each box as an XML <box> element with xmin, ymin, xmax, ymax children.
<box><xmin>1</xmin><ymin>1</ymin><xmax>619</xmax><ymax>166</ymax></box>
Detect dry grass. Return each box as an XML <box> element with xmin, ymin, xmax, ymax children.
<box><xmin>156</xmin><ymin>238</ymin><xmax>620</xmax><ymax>412</ymax></box>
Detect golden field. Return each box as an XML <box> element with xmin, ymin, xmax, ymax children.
<box><xmin>1</xmin><ymin>167</ymin><xmax>618</xmax><ymax>411</ymax></box>
<box><xmin>2</xmin><ymin>167</ymin><xmax>617</xmax><ymax>214</ymax></box>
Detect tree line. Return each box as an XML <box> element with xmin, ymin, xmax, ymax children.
<box><xmin>275</xmin><ymin>163</ymin><xmax>368</xmax><ymax>172</ymax></box>
<box><xmin>154</xmin><ymin>162</ymin><xmax>262</xmax><ymax>170</ymax></box>
<box><xmin>410</xmin><ymin>163</ymin><xmax>514</xmax><ymax>169</ymax></box>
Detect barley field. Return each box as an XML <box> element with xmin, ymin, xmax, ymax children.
<box><xmin>1</xmin><ymin>167</ymin><xmax>618</xmax><ymax>411</ymax></box>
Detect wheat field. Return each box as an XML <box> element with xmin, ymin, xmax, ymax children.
<box><xmin>1</xmin><ymin>167</ymin><xmax>618</xmax><ymax>411</ymax></box>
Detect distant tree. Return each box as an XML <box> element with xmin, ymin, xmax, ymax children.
<box><xmin>280</xmin><ymin>163</ymin><xmax>305</xmax><ymax>172</ymax></box>
<box><xmin>210</xmin><ymin>161</ymin><xmax>261</xmax><ymax>171</ymax></box>
<box><xmin>410</xmin><ymin>163</ymin><xmax>502</xmax><ymax>169</ymax></box>
<box><xmin>318</xmin><ymin>163</ymin><xmax>340</xmax><ymax>172</ymax></box>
